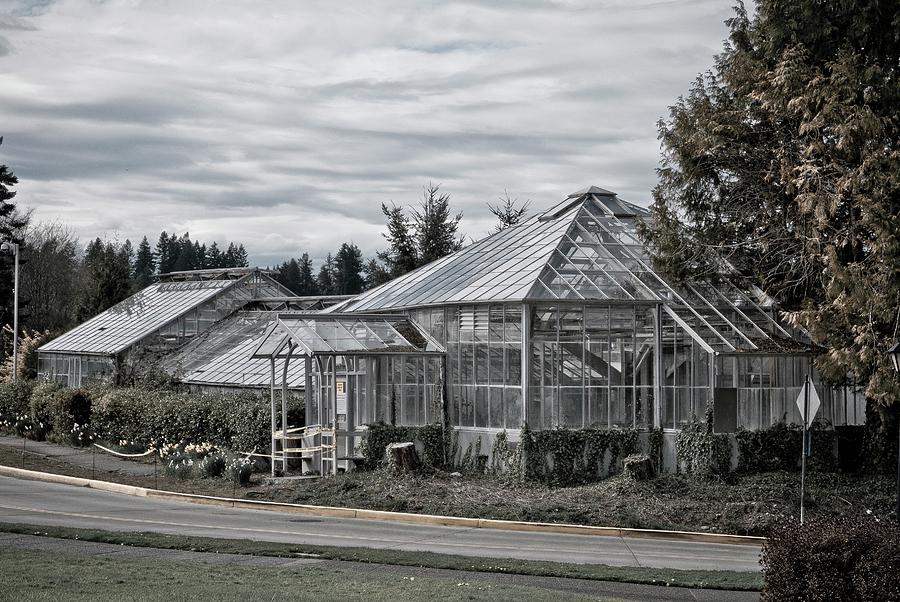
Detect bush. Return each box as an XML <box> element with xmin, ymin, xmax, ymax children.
<box><xmin>676</xmin><ymin>421</ymin><xmax>732</xmax><ymax>478</ymax></box>
<box><xmin>361</xmin><ymin>422</ymin><xmax>449</xmax><ymax>470</ymax></box>
<box><xmin>761</xmin><ymin>517</ymin><xmax>900</xmax><ymax>601</ymax></box>
<box><xmin>736</xmin><ymin>421</ymin><xmax>836</xmax><ymax>474</ymax></box>
<box><xmin>90</xmin><ymin>387</ymin><xmax>276</xmax><ymax>452</ymax></box>
<box><xmin>0</xmin><ymin>380</ymin><xmax>34</xmax><ymax>422</ymax></box>
<box><xmin>48</xmin><ymin>388</ymin><xmax>92</xmax><ymax>444</ymax></box>
<box><xmin>521</xmin><ymin>426</ymin><xmax>639</xmax><ymax>485</ymax></box>
<box><xmin>26</xmin><ymin>382</ymin><xmax>62</xmax><ymax>440</ymax></box>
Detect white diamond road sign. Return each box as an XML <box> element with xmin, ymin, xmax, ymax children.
<box><xmin>795</xmin><ymin>378</ymin><xmax>821</xmax><ymax>428</ymax></box>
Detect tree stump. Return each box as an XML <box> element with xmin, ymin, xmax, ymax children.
<box><xmin>623</xmin><ymin>454</ymin><xmax>655</xmax><ymax>481</ymax></box>
<box><xmin>386</xmin><ymin>442</ymin><xmax>420</xmax><ymax>472</ymax></box>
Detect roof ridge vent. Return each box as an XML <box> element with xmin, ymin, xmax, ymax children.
<box><xmin>539</xmin><ymin>185</ymin><xmax>618</xmax><ymax>222</ymax></box>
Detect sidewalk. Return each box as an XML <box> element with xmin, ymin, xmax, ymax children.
<box><xmin>0</xmin><ymin>435</ymin><xmax>156</xmax><ymax>477</ymax></box>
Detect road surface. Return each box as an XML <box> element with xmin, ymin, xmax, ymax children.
<box><xmin>0</xmin><ymin>475</ymin><xmax>761</xmax><ymax>573</ymax></box>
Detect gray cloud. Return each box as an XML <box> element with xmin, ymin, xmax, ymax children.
<box><xmin>0</xmin><ymin>0</ymin><xmax>733</xmax><ymax>265</ymax></box>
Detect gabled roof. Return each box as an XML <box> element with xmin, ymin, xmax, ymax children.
<box><xmin>39</xmin><ymin>270</ymin><xmax>292</xmax><ymax>356</ymax></box>
<box><xmin>342</xmin><ymin>185</ymin><xmax>806</xmax><ymax>353</ymax></box>
<box><xmin>161</xmin><ymin>310</ymin><xmax>306</xmax><ymax>389</ymax></box>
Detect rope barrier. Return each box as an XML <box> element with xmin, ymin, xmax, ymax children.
<box><xmin>92</xmin><ymin>443</ymin><xmax>155</xmax><ymax>458</ymax></box>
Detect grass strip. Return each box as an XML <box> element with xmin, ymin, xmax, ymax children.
<box><xmin>0</xmin><ymin>522</ymin><xmax>762</xmax><ymax>591</ymax></box>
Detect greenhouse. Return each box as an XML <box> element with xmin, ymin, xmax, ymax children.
<box><xmin>37</xmin><ymin>268</ymin><xmax>300</xmax><ymax>387</ymax></box>
<box><xmin>277</xmin><ymin>185</ymin><xmax>864</xmax><ymax>472</ymax></box>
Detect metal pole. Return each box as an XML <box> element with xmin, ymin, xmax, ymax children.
<box><xmin>11</xmin><ymin>244</ymin><xmax>18</xmax><ymax>381</ymax></box>
<box><xmin>154</xmin><ymin>456</ymin><xmax>158</xmax><ymax>490</ymax></box>
<box><xmin>92</xmin><ymin>446</ymin><xmax>96</xmax><ymax>479</ymax></box>
<box><xmin>800</xmin><ymin>374</ymin><xmax>810</xmax><ymax>524</ymax></box>
<box><xmin>270</xmin><ymin>357</ymin><xmax>276</xmax><ymax>477</ymax></box>
<box><xmin>21</xmin><ymin>435</ymin><xmax>25</xmax><ymax>468</ymax></box>
<box><xmin>896</xmin><ymin>410</ymin><xmax>899</xmax><ymax>523</ymax></box>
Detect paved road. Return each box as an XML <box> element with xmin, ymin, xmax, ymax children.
<box><xmin>0</xmin><ymin>476</ymin><xmax>762</xmax><ymax>573</ymax></box>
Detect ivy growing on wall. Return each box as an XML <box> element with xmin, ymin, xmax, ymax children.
<box><xmin>511</xmin><ymin>424</ymin><xmax>639</xmax><ymax>486</ymax></box>
<box><xmin>675</xmin><ymin>420</ymin><xmax>732</xmax><ymax>479</ymax></box>
<box><xmin>735</xmin><ymin>421</ymin><xmax>836</xmax><ymax>473</ymax></box>
<box><xmin>361</xmin><ymin>422</ymin><xmax>448</xmax><ymax>470</ymax></box>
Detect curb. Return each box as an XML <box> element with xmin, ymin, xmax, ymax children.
<box><xmin>0</xmin><ymin>464</ymin><xmax>764</xmax><ymax>547</ymax></box>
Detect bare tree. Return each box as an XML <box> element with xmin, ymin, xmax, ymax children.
<box><xmin>488</xmin><ymin>190</ymin><xmax>530</xmax><ymax>232</ymax></box>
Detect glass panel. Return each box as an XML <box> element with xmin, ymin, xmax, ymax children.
<box><xmin>489</xmin><ymin>387</ymin><xmax>504</xmax><ymax>428</ymax></box>
<box><xmin>474</xmin><ymin>386</ymin><xmax>489</xmax><ymax>427</ymax></box>
<box><xmin>504</xmin><ymin>388</ymin><xmax>523</xmax><ymax>429</ymax></box>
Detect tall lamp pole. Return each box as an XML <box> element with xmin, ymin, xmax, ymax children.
<box><xmin>1</xmin><ymin>242</ymin><xmax>18</xmax><ymax>381</ymax></box>
<box><xmin>888</xmin><ymin>342</ymin><xmax>900</xmax><ymax>523</ymax></box>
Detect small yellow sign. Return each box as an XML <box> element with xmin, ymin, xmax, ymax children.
<box><xmin>336</xmin><ymin>382</ymin><xmax>346</xmax><ymax>394</ymax></box>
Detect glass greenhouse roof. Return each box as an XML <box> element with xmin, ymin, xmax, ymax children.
<box><xmin>342</xmin><ymin>186</ymin><xmax>809</xmax><ymax>354</ymax></box>
<box><xmin>161</xmin><ymin>311</ymin><xmax>306</xmax><ymax>389</ymax></box>
<box><xmin>39</xmin><ymin>280</ymin><xmax>235</xmax><ymax>355</ymax></box>
<box><xmin>251</xmin><ymin>313</ymin><xmax>445</xmax><ymax>359</ymax></box>
<box><xmin>39</xmin><ymin>271</ymin><xmax>292</xmax><ymax>356</ymax></box>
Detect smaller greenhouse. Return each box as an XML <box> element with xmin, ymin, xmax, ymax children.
<box><xmin>251</xmin><ymin>313</ymin><xmax>445</xmax><ymax>475</ymax></box>
<box><xmin>37</xmin><ymin>268</ymin><xmax>296</xmax><ymax>387</ymax></box>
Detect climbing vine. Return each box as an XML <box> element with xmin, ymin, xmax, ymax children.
<box><xmin>513</xmin><ymin>424</ymin><xmax>639</xmax><ymax>486</ymax></box>
<box><xmin>675</xmin><ymin>420</ymin><xmax>732</xmax><ymax>478</ymax></box>
<box><xmin>361</xmin><ymin>422</ymin><xmax>448</xmax><ymax>469</ymax></box>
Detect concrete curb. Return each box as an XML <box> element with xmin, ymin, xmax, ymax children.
<box><xmin>0</xmin><ymin>464</ymin><xmax>764</xmax><ymax>547</ymax></box>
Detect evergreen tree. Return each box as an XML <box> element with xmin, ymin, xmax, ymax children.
<box><xmin>224</xmin><ymin>243</ymin><xmax>239</xmax><ymax>268</ymax></box>
<box><xmin>413</xmin><ymin>183</ymin><xmax>463</xmax><ymax>265</ymax></box>
<box><xmin>488</xmin><ymin>191</ymin><xmax>530</xmax><ymax>232</ymax></box>
<box><xmin>155</xmin><ymin>231</ymin><xmax>173</xmax><ymax>274</ymax></box>
<box><xmin>296</xmin><ymin>253</ymin><xmax>319</xmax><ymax>296</ymax></box>
<box><xmin>77</xmin><ymin>239</ymin><xmax>131</xmax><ymax>321</ymax></box>
<box><xmin>133</xmin><ymin>236</ymin><xmax>156</xmax><ymax>290</ymax></box>
<box><xmin>317</xmin><ymin>253</ymin><xmax>335</xmax><ymax>295</ymax></box>
<box><xmin>376</xmin><ymin>202</ymin><xmax>418</xmax><ymax>284</ymax></box>
<box><xmin>233</xmin><ymin>243</ymin><xmax>249</xmax><ymax>267</ymax></box>
<box><xmin>644</xmin><ymin>0</ymin><xmax>900</xmax><ymax>412</ymax></box>
<box><xmin>333</xmin><ymin>243</ymin><xmax>365</xmax><ymax>295</ymax></box>
<box><xmin>194</xmin><ymin>241</ymin><xmax>207</xmax><ymax>269</ymax></box>
<box><xmin>276</xmin><ymin>259</ymin><xmax>302</xmax><ymax>294</ymax></box>
<box><xmin>0</xmin><ymin>140</ymin><xmax>28</xmax><ymax>356</ymax></box>
<box><xmin>173</xmin><ymin>233</ymin><xmax>196</xmax><ymax>272</ymax></box>
<box><xmin>207</xmin><ymin>241</ymin><xmax>222</xmax><ymax>269</ymax></box>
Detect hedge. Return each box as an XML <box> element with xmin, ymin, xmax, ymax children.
<box><xmin>761</xmin><ymin>517</ymin><xmax>900</xmax><ymax>601</ymax></box>
<box><xmin>361</xmin><ymin>422</ymin><xmax>446</xmax><ymax>469</ymax></box>
<box><xmin>736</xmin><ymin>421</ymin><xmax>836</xmax><ymax>473</ymax></box>
<box><xmin>521</xmin><ymin>425</ymin><xmax>639</xmax><ymax>485</ymax></box>
<box><xmin>0</xmin><ymin>382</ymin><xmax>302</xmax><ymax>453</ymax></box>
<box><xmin>90</xmin><ymin>387</ymin><xmax>301</xmax><ymax>452</ymax></box>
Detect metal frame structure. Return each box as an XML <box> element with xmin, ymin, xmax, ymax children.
<box><xmin>250</xmin><ymin>313</ymin><xmax>446</xmax><ymax>475</ymax></box>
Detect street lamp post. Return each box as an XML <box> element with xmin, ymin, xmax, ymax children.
<box><xmin>1</xmin><ymin>241</ymin><xmax>19</xmax><ymax>381</ymax></box>
<box><xmin>888</xmin><ymin>342</ymin><xmax>900</xmax><ymax>523</ymax></box>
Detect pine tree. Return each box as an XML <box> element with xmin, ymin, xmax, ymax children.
<box><xmin>0</xmin><ymin>141</ymin><xmax>28</xmax><ymax>355</ymax></box>
<box><xmin>297</xmin><ymin>253</ymin><xmax>318</xmax><ymax>296</ymax></box>
<box><xmin>413</xmin><ymin>183</ymin><xmax>463</xmax><ymax>265</ymax></box>
<box><xmin>133</xmin><ymin>236</ymin><xmax>156</xmax><ymax>290</ymax></box>
<box><xmin>233</xmin><ymin>243</ymin><xmax>249</xmax><ymax>267</ymax></box>
<box><xmin>155</xmin><ymin>232</ymin><xmax>172</xmax><ymax>275</ymax></box>
<box><xmin>376</xmin><ymin>202</ymin><xmax>418</xmax><ymax>283</ymax></box>
<box><xmin>333</xmin><ymin>243</ymin><xmax>365</xmax><ymax>295</ymax></box>
<box><xmin>277</xmin><ymin>259</ymin><xmax>302</xmax><ymax>294</ymax></box>
<box><xmin>194</xmin><ymin>241</ymin><xmax>207</xmax><ymax>269</ymax></box>
<box><xmin>173</xmin><ymin>233</ymin><xmax>196</xmax><ymax>272</ymax></box>
<box><xmin>317</xmin><ymin>253</ymin><xmax>335</xmax><ymax>295</ymax></box>
<box><xmin>207</xmin><ymin>241</ymin><xmax>222</xmax><ymax>269</ymax></box>
<box><xmin>76</xmin><ymin>239</ymin><xmax>131</xmax><ymax>321</ymax></box>
<box><xmin>488</xmin><ymin>191</ymin><xmax>530</xmax><ymax>232</ymax></box>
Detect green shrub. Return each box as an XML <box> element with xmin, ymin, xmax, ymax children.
<box><xmin>676</xmin><ymin>421</ymin><xmax>732</xmax><ymax>478</ymax></box>
<box><xmin>736</xmin><ymin>421</ymin><xmax>836</xmax><ymax>474</ymax></box>
<box><xmin>0</xmin><ymin>380</ymin><xmax>34</xmax><ymax>422</ymax></box>
<box><xmin>361</xmin><ymin>422</ymin><xmax>449</xmax><ymax>470</ymax></box>
<box><xmin>48</xmin><ymin>388</ymin><xmax>92</xmax><ymax>445</ymax></box>
<box><xmin>761</xmin><ymin>517</ymin><xmax>900</xmax><ymax>601</ymax></box>
<box><xmin>27</xmin><ymin>382</ymin><xmax>62</xmax><ymax>440</ymax></box>
<box><xmin>90</xmin><ymin>387</ymin><xmax>275</xmax><ymax>453</ymax></box>
<box><xmin>835</xmin><ymin>425</ymin><xmax>866</xmax><ymax>473</ymax></box>
<box><xmin>520</xmin><ymin>425</ymin><xmax>639</xmax><ymax>486</ymax></box>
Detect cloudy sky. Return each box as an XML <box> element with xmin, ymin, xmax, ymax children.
<box><xmin>0</xmin><ymin>0</ymin><xmax>733</xmax><ymax>267</ymax></box>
